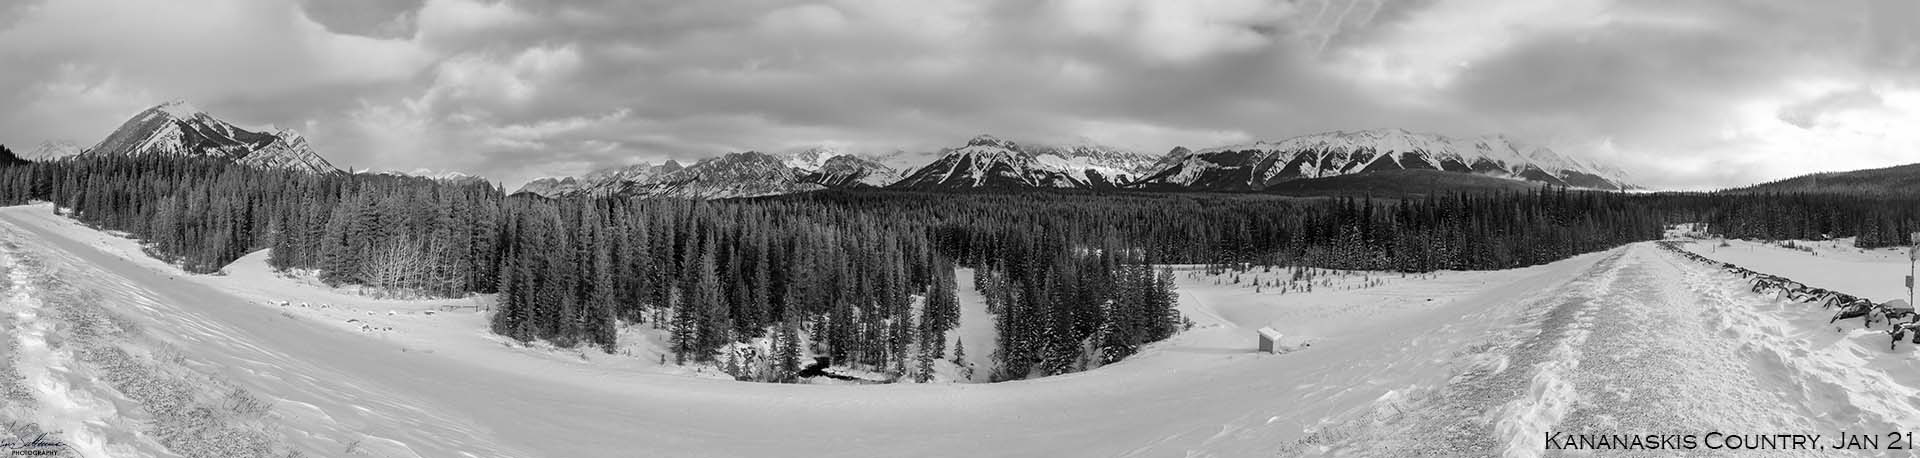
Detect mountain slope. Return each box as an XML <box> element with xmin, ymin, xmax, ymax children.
<box><xmin>1259</xmin><ymin>169</ymin><xmax>1547</xmax><ymax>197</ymax></box>
<box><xmin>1723</xmin><ymin>162</ymin><xmax>1920</xmax><ymax>196</ymax></box>
<box><xmin>26</xmin><ymin>140</ymin><xmax>84</xmax><ymax>161</ymax></box>
<box><xmin>1132</xmin><ymin>129</ymin><xmax>1632</xmax><ymax>191</ymax></box>
<box><xmin>889</xmin><ymin>135</ymin><xmax>1091</xmax><ymax>189</ymax></box>
<box><xmin>578</xmin><ymin>161</ymin><xmax>686</xmax><ymax>196</ymax></box>
<box><xmin>518</xmin><ymin>176</ymin><xmax>585</xmax><ymax>197</ymax></box>
<box><xmin>516</xmin><ymin>147</ymin><xmax>900</xmax><ymax>198</ymax></box>
<box><xmin>518</xmin><ymin>161</ymin><xmax>681</xmax><ymax>197</ymax></box>
<box><xmin>619</xmin><ymin>152</ymin><xmax>826</xmax><ymax>199</ymax></box>
<box><xmin>517</xmin><ymin>131</ymin><xmax>1632</xmax><ymax>198</ymax></box>
<box><xmin>1024</xmin><ymin>142</ymin><xmax>1159</xmax><ymax>188</ymax></box>
<box><xmin>84</xmin><ymin>101</ymin><xmax>337</xmax><ymax>174</ymax></box>
<box><xmin>799</xmin><ymin>153</ymin><xmax>900</xmax><ymax>187</ymax></box>
<box><xmin>364</xmin><ymin>168</ymin><xmax>485</xmax><ymax>184</ymax></box>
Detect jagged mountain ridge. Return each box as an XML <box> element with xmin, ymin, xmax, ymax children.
<box><xmin>617</xmin><ymin>152</ymin><xmax>826</xmax><ymax>199</ymax></box>
<box><xmin>516</xmin><ymin>148</ymin><xmax>901</xmax><ymax>199</ymax></box>
<box><xmin>47</xmin><ymin>102</ymin><xmax>1637</xmax><ymax>196</ymax></box>
<box><xmin>800</xmin><ymin>154</ymin><xmax>901</xmax><ymax>187</ymax></box>
<box><xmin>520</xmin><ymin>130</ymin><xmax>1630</xmax><ymax>198</ymax></box>
<box><xmin>27</xmin><ymin>140</ymin><xmax>84</xmax><ymax>161</ymax></box>
<box><xmin>1132</xmin><ymin>129</ymin><xmax>1633</xmax><ymax>191</ymax></box>
<box><xmin>519</xmin><ymin>161</ymin><xmax>684</xmax><ymax>197</ymax></box>
<box><xmin>889</xmin><ymin>135</ymin><xmax>1082</xmax><ymax>189</ymax></box>
<box><xmin>887</xmin><ymin>135</ymin><xmax>1157</xmax><ymax>190</ymax></box>
<box><xmin>1025</xmin><ymin>142</ymin><xmax>1160</xmax><ymax>187</ymax></box>
<box><xmin>84</xmin><ymin>101</ymin><xmax>337</xmax><ymax>174</ymax></box>
<box><xmin>364</xmin><ymin>168</ymin><xmax>486</xmax><ymax>184</ymax></box>
<box><xmin>517</xmin><ymin>176</ymin><xmax>584</xmax><ymax>197</ymax></box>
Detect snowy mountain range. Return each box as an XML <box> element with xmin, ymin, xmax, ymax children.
<box><xmin>620</xmin><ymin>152</ymin><xmax>827</xmax><ymax>199</ymax></box>
<box><xmin>83</xmin><ymin>101</ymin><xmax>337</xmax><ymax>174</ymax></box>
<box><xmin>521</xmin><ymin>160</ymin><xmax>685</xmax><ymax>197</ymax></box>
<box><xmin>53</xmin><ymin>102</ymin><xmax>1635</xmax><ymax>196</ymax></box>
<box><xmin>521</xmin><ymin>131</ymin><xmax>1632</xmax><ymax>198</ymax></box>
<box><xmin>889</xmin><ymin>135</ymin><xmax>1080</xmax><ymax>189</ymax></box>
<box><xmin>516</xmin><ymin>148</ymin><xmax>903</xmax><ymax>199</ymax></box>
<box><xmin>887</xmin><ymin>135</ymin><xmax>1159</xmax><ymax>189</ymax></box>
<box><xmin>26</xmin><ymin>140</ymin><xmax>84</xmax><ymax>161</ymax></box>
<box><xmin>364</xmin><ymin>168</ymin><xmax>484</xmax><ymax>184</ymax></box>
<box><xmin>1025</xmin><ymin>142</ymin><xmax>1161</xmax><ymax>186</ymax></box>
<box><xmin>798</xmin><ymin>153</ymin><xmax>902</xmax><ymax>187</ymax></box>
<box><xmin>1133</xmin><ymin>129</ymin><xmax>1634</xmax><ymax>191</ymax></box>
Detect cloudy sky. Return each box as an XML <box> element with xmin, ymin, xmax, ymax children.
<box><xmin>0</xmin><ymin>0</ymin><xmax>1914</xmax><ymax>189</ymax></box>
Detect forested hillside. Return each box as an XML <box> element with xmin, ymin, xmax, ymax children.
<box><xmin>1724</xmin><ymin>163</ymin><xmax>1920</xmax><ymax>196</ymax></box>
<box><xmin>1646</xmin><ymin>192</ymin><xmax>1920</xmax><ymax>248</ymax></box>
<box><xmin>0</xmin><ymin>155</ymin><xmax>1689</xmax><ymax>382</ymax></box>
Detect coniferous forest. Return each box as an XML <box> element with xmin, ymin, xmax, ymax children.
<box><xmin>1646</xmin><ymin>193</ymin><xmax>1920</xmax><ymax>248</ymax></box>
<box><xmin>4</xmin><ymin>155</ymin><xmax>1910</xmax><ymax>382</ymax></box>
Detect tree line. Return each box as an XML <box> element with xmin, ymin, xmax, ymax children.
<box><xmin>1642</xmin><ymin>193</ymin><xmax>1920</xmax><ymax>248</ymax></box>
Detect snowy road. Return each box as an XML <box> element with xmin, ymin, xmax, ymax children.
<box><xmin>1321</xmin><ymin>243</ymin><xmax>1920</xmax><ymax>456</ymax></box>
<box><xmin>3</xmin><ymin>201</ymin><xmax>1916</xmax><ymax>458</ymax></box>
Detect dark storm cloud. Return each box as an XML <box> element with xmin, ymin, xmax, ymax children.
<box><xmin>0</xmin><ymin>0</ymin><xmax>1915</xmax><ymax>189</ymax></box>
<box><xmin>297</xmin><ymin>0</ymin><xmax>424</xmax><ymax>38</ymax></box>
<box><xmin>1448</xmin><ymin>22</ymin><xmax>1776</xmax><ymax>142</ymax></box>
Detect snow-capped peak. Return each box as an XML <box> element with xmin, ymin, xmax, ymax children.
<box><xmin>273</xmin><ymin>128</ymin><xmax>305</xmax><ymax>143</ymax></box>
<box><xmin>1021</xmin><ymin>141</ymin><xmax>1158</xmax><ymax>186</ymax></box>
<box><xmin>1139</xmin><ymin>128</ymin><xmax>1635</xmax><ymax>190</ymax></box>
<box><xmin>368</xmin><ymin>167</ymin><xmax>477</xmax><ymax>181</ymax></box>
<box><xmin>966</xmin><ymin>134</ymin><xmax>1019</xmax><ymax>150</ymax></box>
<box><xmin>782</xmin><ymin>146</ymin><xmax>849</xmax><ymax>171</ymax></box>
<box><xmin>153</xmin><ymin>99</ymin><xmax>203</xmax><ymax>119</ymax></box>
<box><xmin>27</xmin><ymin>140</ymin><xmax>84</xmax><ymax>160</ymax></box>
<box><xmin>85</xmin><ymin>100</ymin><xmax>338</xmax><ymax>174</ymax></box>
<box><xmin>892</xmin><ymin>135</ymin><xmax>1091</xmax><ymax>189</ymax></box>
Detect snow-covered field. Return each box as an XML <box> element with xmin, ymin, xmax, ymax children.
<box><xmin>1677</xmin><ymin>236</ymin><xmax>1914</xmax><ymax>303</ymax></box>
<box><xmin>4</xmin><ymin>202</ymin><xmax>1919</xmax><ymax>457</ymax></box>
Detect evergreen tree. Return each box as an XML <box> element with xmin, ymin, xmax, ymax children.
<box><xmin>776</xmin><ymin>315</ymin><xmax>804</xmax><ymax>383</ymax></box>
<box><xmin>669</xmin><ymin>287</ymin><xmax>697</xmax><ymax>364</ymax></box>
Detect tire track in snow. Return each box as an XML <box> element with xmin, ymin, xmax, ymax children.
<box><xmin>1333</xmin><ymin>243</ymin><xmax>1920</xmax><ymax>458</ymax></box>
<box><xmin>0</xmin><ymin>258</ymin><xmax>34</xmax><ymax>434</ymax></box>
<box><xmin>1484</xmin><ymin>257</ymin><xmax>1622</xmax><ymax>457</ymax></box>
<box><xmin>1310</xmin><ymin>249</ymin><xmax>1629</xmax><ymax>456</ymax></box>
<box><xmin>1314</xmin><ymin>243</ymin><xmax>1917</xmax><ymax>458</ymax></box>
<box><xmin>1544</xmin><ymin>247</ymin><xmax>1815</xmax><ymax>457</ymax></box>
<box><xmin>2</xmin><ymin>247</ymin><xmax>120</xmax><ymax>457</ymax></box>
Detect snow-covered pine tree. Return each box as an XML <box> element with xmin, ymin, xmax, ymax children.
<box><xmin>669</xmin><ymin>287</ymin><xmax>697</xmax><ymax>364</ymax></box>
<box><xmin>914</xmin><ymin>341</ymin><xmax>936</xmax><ymax>383</ymax></box>
<box><xmin>952</xmin><ymin>338</ymin><xmax>967</xmax><ymax>366</ymax></box>
<box><xmin>776</xmin><ymin>315</ymin><xmax>803</xmax><ymax>383</ymax></box>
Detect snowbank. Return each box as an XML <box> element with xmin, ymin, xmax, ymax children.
<box><xmin>1678</xmin><ymin>237</ymin><xmax>1913</xmax><ymax>302</ymax></box>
